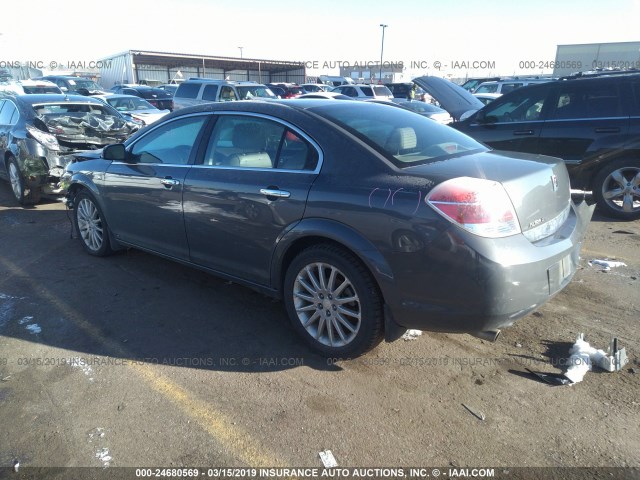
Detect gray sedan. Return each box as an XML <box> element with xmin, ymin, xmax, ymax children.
<box><xmin>63</xmin><ymin>100</ymin><xmax>593</xmax><ymax>356</ymax></box>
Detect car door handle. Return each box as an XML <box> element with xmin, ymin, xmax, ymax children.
<box><xmin>513</xmin><ymin>130</ymin><xmax>534</xmax><ymax>135</ymax></box>
<box><xmin>161</xmin><ymin>178</ymin><xmax>180</xmax><ymax>187</ymax></box>
<box><xmin>260</xmin><ymin>188</ymin><xmax>290</xmax><ymax>198</ymax></box>
<box><xmin>594</xmin><ymin>127</ymin><xmax>620</xmax><ymax>133</ymax></box>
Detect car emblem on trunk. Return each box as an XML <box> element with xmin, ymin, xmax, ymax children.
<box><xmin>551</xmin><ymin>174</ymin><xmax>558</xmax><ymax>191</ymax></box>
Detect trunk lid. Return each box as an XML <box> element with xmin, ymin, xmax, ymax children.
<box><xmin>409</xmin><ymin>151</ymin><xmax>572</xmax><ymax>238</ymax></box>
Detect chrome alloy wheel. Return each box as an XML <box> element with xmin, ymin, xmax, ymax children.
<box><xmin>601</xmin><ymin>166</ymin><xmax>640</xmax><ymax>214</ymax></box>
<box><xmin>8</xmin><ymin>161</ymin><xmax>22</xmax><ymax>200</ymax></box>
<box><xmin>293</xmin><ymin>262</ymin><xmax>361</xmax><ymax>348</ymax></box>
<box><xmin>76</xmin><ymin>197</ymin><xmax>105</xmax><ymax>252</ymax></box>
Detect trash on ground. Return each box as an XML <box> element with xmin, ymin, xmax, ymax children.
<box><xmin>319</xmin><ymin>449</ymin><xmax>338</xmax><ymax>468</ymax></box>
<box><xmin>461</xmin><ymin>403</ymin><xmax>485</xmax><ymax>421</ymax></box>
<box><xmin>13</xmin><ymin>460</ymin><xmax>19</xmax><ymax>473</ymax></box>
<box><xmin>564</xmin><ymin>333</ymin><xmax>629</xmax><ymax>384</ymax></box>
<box><xmin>401</xmin><ymin>329</ymin><xmax>422</xmax><ymax>341</ymax></box>
<box><xmin>525</xmin><ymin>368</ymin><xmax>572</xmax><ymax>386</ymax></box>
<box><xmin>589</xmin><ymin>259</ymin><xmax>627</xmax><ymax>271</ymax></box>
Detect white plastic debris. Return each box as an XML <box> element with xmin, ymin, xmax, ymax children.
<box><xmin>589</xmin><ymin>259</ymin><xmax>627</xmax><ymax>271</ymax></box>
<box><xmin>401</xmin><ymin>329</ymin><xmax>423</xmax><ymax>341</ymax></box>
<box><xmin>13</xmin><ymin>460</ymin><xmax>19</xmax><ymax>473</ymax></box>
<box><xmin>95</xmin><ymin>447</ymin><xmax>112</xmax><ymax>466</ymax></box>
<box><xmin>25</xmin><ymin>324</ymin><xmax>42</xmax><ymax>334</ymax></box>
<box><xmin>564</xmin><ymin>334</ymin><xmax>614</xmax><ymax>384</ymax></box>
<box><xmin>319</xmin><ymin>450</ymin><xmax>338</xmax><ymax>468</ymax></box>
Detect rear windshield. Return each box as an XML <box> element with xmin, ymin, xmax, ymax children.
<box><xmin>311</xmin><ymin>103</ymin><xmax>485</xmax><ymax>167</ymax></box>
<box><xmin>22</xmin><ymin>86</ymin><xmax>61</xmax><ymax>94</ymax></box>
<box><xmin>32</xmin><ymin>103</ymin><xmax>115</xmax><ymax>117</ymax></box>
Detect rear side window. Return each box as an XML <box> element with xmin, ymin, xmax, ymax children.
<box><xmin>551</xmin><ymin>82</ymin><xmax>622</xmax><ymax>119</ymax></box>
<box><xmin>203</xmin><ymin>115</ymin><xmax>318</xmax><ymax>170</ymax></box>
<box><xmin>175</xmin><ymin>83</ymin><xmax>202</xmax><ymax>99</ymax></box>
<box><xmin>202</xmin><ymin>84</ymin><xmax>219</xmax><ymax>101</ymax></box>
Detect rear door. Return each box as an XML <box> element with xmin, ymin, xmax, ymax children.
<box><xmin>458</xmin><ymin>83</ymin><xmax>554</xmax><ymax>154</ymax></box>
<box><xmin>101</xmin><ymin>114</ymin><xmax>210</xmax><ymax>260</ymax></box>
<box><xmin>538</xmin><ymin>79</ymin><xmax>630</xmax><ymax>168</ymax></box>
<box><xmin>183</xmin><ymin>113</ymin><xmax>321</xmax><ymax>286</ymax></box>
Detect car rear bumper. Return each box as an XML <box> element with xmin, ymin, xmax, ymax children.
<box><xmin>386</xmin><ymin>200</ymin><xmax>594</xmax><ymax>334</ymax></box>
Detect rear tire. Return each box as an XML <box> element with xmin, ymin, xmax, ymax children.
<box><xmin>283</xmin><ymin>244</ymin><xmax>384</xmax><ymax>357</ymax></box>
<box><xmin>7</xmin><ymin>157</ymin><xmax>41</xmax><ymax>205</ymax></box>
<box><xmin>592</xmin><ymin>159</ymin><xmax>640</xmax><ymax>220</ymax></box>
<box><xmin>73</xmin><ymin>190</ymin><xmax>113</xmax><ymax>256</ymax></box>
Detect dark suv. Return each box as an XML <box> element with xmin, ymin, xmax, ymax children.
<box><xmin>414</xmin><ymin>73</ymin><xmax>640</xmax><ymax>220</ymax></box>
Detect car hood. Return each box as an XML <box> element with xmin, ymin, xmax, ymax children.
<box><xmin>413</xmin><ymin>76</ymin><xmax>485</xmax><ymax>121</ymax></box>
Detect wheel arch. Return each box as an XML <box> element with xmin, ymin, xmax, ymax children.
<box><xmin>271</xmin><ymin>218</ymin><xmax>395</xmax><ymax>299</ymax></box>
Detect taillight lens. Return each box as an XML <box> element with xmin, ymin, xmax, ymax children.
<box><xmin>26</xmin><ymin>124</ymin><xmax>60</xmax><ymax>152</ymax></box>
<box><xmin>427</xmin><ymin>177</ymin><xmax>521</xmax><ymax>238</ymax></box>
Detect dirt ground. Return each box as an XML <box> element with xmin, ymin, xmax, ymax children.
<box><xmin>0</xmin><ymin>183</ymin><xmax>638</xmax><ymax>479</ymax></box>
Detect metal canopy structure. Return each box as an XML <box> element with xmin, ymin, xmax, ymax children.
<box><xmin>99</xmin><ymin>50</ymin><xmax>306</xmax><ymax>88</ymax></box>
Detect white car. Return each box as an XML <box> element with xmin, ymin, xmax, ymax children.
<box><xmin>0</xmin><ymin>79</ymin><xmax>62</xmax><ymax>94</ymax></box>
<box><xmin>94</xmin><ymin>94</ymin><xmax>170</xmax><ymax>126</ymax></box>
<box><xmin>330</xmin><ymin>84</ymin><xmax>394</xmax><ymax>100</ymax></box>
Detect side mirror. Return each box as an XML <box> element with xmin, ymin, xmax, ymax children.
<box><xmin>103</xmin><ymin>144</ymin><xmax>126</xmax><ymax>161</ymax></box>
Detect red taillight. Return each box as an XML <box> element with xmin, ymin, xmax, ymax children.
<box><xmin>427</xmin><ymin>177</ymin><xmax>521</xmax><ymax>238</ymax></box>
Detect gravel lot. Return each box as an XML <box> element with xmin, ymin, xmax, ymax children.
<box><xmin>0</xmin><ymin>183</ymin><xmax>638</xmax><ymax>478</ymax></box>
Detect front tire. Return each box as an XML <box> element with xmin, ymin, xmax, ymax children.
<box><xmin>7</xmin><ymin>157</ymin><xmax>41</xmax><ymax>205</ymax></box>
<box><xmin>592</xmin><ymin>159</ymin><xmax>640</xmax><ymax>220</ymax></box>
<box><xmin>283</xmin><ymin>244</ymin><xmax>384</xmax><ymax>357</ymax></box>
<box><xmin>73</xmin><ymin>190</ymin><xmax>113</xmax><ymax>256</ymax></box>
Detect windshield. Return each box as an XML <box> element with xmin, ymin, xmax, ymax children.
<box><xmin>237</xmin><ymin>86</ymin><xmax>277</xmax><ymax>99</ymax></box>
<box><xmin>311</xmin><ymin>103</ymin><xmax>485</xmax><ymax>167</ymax></box>
<box><xmin>475</xmin><ymin>83</ymin><xmax>499</xmax><ymax>94</ymax></box>
<box><xmin>68</xmin><ymin>79</ymin><xmax>102</xmax><ymax>91</ymax></box>
<box><xmin>373</xmin><ymin>86</ymin><xmax>393</xmax><ymax>97</ymax></box>
<box><xmin>107</xmin><ymin>97</ymin><xmax>156</xmax><ymax>111</ymax></box>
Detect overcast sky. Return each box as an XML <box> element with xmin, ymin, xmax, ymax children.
<box><xmin>1</xmin><ymin>0</ymin><xmax>639</xmax><ymax>77</ymax></box>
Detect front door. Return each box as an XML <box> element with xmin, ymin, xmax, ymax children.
<box><xmin>101</xmin><ymin>114</ymin><xmax>210</xmax><ymax>260</ymax></box>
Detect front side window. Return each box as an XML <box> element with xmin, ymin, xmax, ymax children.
<box><xmin>203</xmin><ymin>115</ymin><xmax>318</xmax><ymax>170</ymax></box>
<box><xmin>219</xmin><ymin>87</ymin><xmax>237</xmax><ymax>102</ymax></box>
<box><xmin>129</xmin><ymin>115</ymin><xmax>208</xmax><ymax>164</ymax></box>
<box><xmin>360</xmin><ymin>86</ymin><xmax>374</xmax><ymax>97</ymax></box>
<box><xmin>482</xmin><ymin>86</ymin><xmax>550</xmax><ymax>123</ymax></box>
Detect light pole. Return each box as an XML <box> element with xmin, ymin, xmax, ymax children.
<box><xmin>379</xmin><ymin>24</ymin><xmax>388</xmax><ymax>83</ymax></box>
<box><xmin>238</xmin><ymin>47</ymin><xmax>244</xmax><ymax>59</ymax></box>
